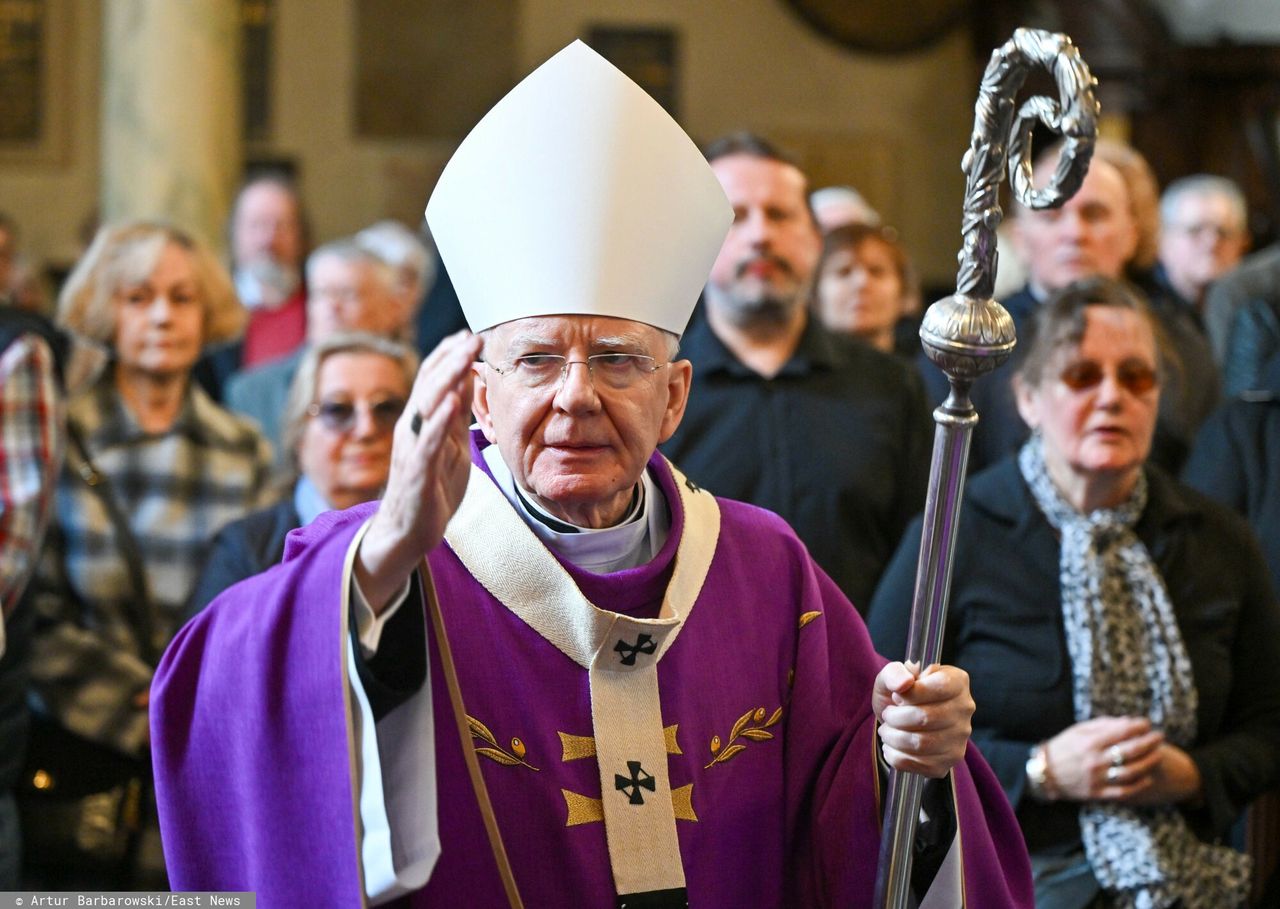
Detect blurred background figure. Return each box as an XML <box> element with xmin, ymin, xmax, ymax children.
<box><xmin>993</xmin><ymin>219</ymin><xmax>1031</xmax><ymax>301</ymax></box>
<box><xmin>0</xmin><ymin>311</ymin><xmax>62</xmax><ymax>891</ymax></box>
<box><xmin>811</xmin><ymin>222</ymin><xmax>921</xmax><ymax>357</ymax></box>
<box><xmin>0</xmin><ymin>214</ymin><xmax>48</xmax><ymax>315</ymax></box>
<box><xmin>1155</xmin><ymin>175</ymin><xmax>1249</xmax><ymax>315</ymax></box>
<box><xmin>229</xmin><ymin>174</ymin><xmax>309</xmax><ymax>363</ymax></box>
<box><xmin>410</xmin><ymin>220</ymin><xmax>470</xmax><ymax>359</ymax></box>
<box><xmin>0</xmin><ymin>214</ymin><xmax>15</xmax><ymax>307</ymax></box>
<box><xmin>188</xmin><ymin>332</ymin><xmax>416</xmax><ymax>612</ymax></box>
<box><xmin>194</xmin><ymin>174</ymin><xmax>310</xmax><ymax>401</ymax></box>
<box><xmin>354</xmin><ymin>219</ymin><xmax>432</xmax><ymax>353</ymax></box>
<box><xmin>1183</xmin><ymin>351</ymin><xmax>1280</xmax><ymax>594</ymax></box>
<box><xmin>1208</xmin><ymin>245</ymin><xmax>1280</xmax><ymax>396</ymax></box>
<box><xmin>946</xmin><ymin>139</ymin><xmax>1219</xmax><ymax>475</ymax></box>
<box><xmin>0</xmin><ymin>306</ymin><xmax>105</xmax><ymax>890</ymax></box>
<box><xmin>21</xmin><ymin>222</ymin><xmax>272</xmax><ymax>889</ymax></box>
<box><xmin>223</xmin><ymin>238</ymin><xmax>410</xmax><ymax>459</ymax></box>
<box><xmin>870</xmin><ymin>277</ymin><xmax>1280</xmax><ymax>909</ymax></box>
<box><xmin>1183</xmin><ymin>344</ymin><xmax>1280</xmax><ymax>909</ymax></box>
<box><xmin>1097</xmin><ymin>142</ymin><xmax>1220</xmax><ymax>472</ymax></box>
<box><xmin>809</xmin><ymin>184</ymin><xmax>881</xmax><ymax>232</ymax></box>
<box><xmin>0</xmin><ymin>314</ymin><xmax>63</xmax><ymax>652</ymax></box>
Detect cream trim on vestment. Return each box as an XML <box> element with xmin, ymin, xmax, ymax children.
<box><xmin>444</xmin><ymin>458</ymin><xmax>720</xmax><ymax>898</ymax></box>
<box><xmin>340</xmin><ymin>520</ymin><xmax>373</xmax><ymax>909</ymax></box>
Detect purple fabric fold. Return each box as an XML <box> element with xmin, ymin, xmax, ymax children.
<box><xmin>153</xmin><ymin>504</ymin><xmax>374</xmax><ymax>906</ymax></box>
<box><xmin>153</xmin><ymin>442</ymin><xmax>1032</xmax><ymax>907</ymax></box>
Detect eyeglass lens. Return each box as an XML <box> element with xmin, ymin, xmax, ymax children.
<box><xmin>503</xmin><ymin>354</ymin><xmax>657</xmax><ymax>389</ymax></box>
<box><xmin>311</xmin><ymin>398</ymin><xmax>406</xmax><ymax>432</ymax></box>
<box><xmin>1058</xmin><ymin>360</ymin><xmax>1157</xmax><ymax>395</ymax></box>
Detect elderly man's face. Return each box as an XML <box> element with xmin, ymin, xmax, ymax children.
<box><xmin>306</xmin><ymin>255</ymin><xmax>405</xmax><ymax>342</ymax></box>
<box><xmin>1015</xmin><ymin>159</ymin><xmax>1138</xmax><ymax>293</ymax></box>
<box><xmin>473</xmin><ymin>316</ymin><xmax>691</xmax><ymax>528</ymax></box>
<box><xmin>232</xmin><ymin>181</ymin><xmax>304</xmax><ymax>270</ymax></box>
<box><xmin>706</xmin><ymin>154</ymin><xmax>822</xmax><ymax>325</ymax></box>
<box><xmin>1159</xmin><ymin>191</ymin><xmax>1248</xmax><ymax>303</ymax></box>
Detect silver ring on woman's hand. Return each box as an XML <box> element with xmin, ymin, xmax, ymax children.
<box><xmin>409</xmin><ymin>412</ymin><xmax>423</xmax><ymax>435</ymax></box>
<box><xmin>1108</xmin><ymin>745</ymin><xmax>1125</xmax><ymax>767</ymax></box>
<box><xmin>1106</xmin><ymin>765</ymin><xmax>1122</xmax><ymax>783</ymax></box>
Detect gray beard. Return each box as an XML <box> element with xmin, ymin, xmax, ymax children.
<box><xmin>236</xmin><ymin>259</ymin><xmax>302</xmax><ymax>310</ymax></box>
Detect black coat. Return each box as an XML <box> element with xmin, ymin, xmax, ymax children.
<box><xmin>1183</xmin><ymin>354</ymin><xmax>1280</xmax><ymax>594</ymax></box>
<box><xmin>1203</xmin><ymin>242</ymin><xmax>1280</xmax><ymax>392</ymax></box>
<box><xmin>186</xmin><ymin>498</ymin><xmax>300</xmax><ymax>617</ymax></box>
<box><xmin>663</xmin><ymin>313</ymin><xmax>930</xmax><ymax>611</ymax></box>
<box><xmin>867</xmin><ymin>457</ymin><xmax>1280</xmax><ymax>856</ymax></box>
<box><xmin>192</xmin><ymin>339</ymin><xmax>244</xmax><ymax>404</ymax></box>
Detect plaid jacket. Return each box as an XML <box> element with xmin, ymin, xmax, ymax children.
<box><xmin>30</xmin><ymin>371</ymin><xmax>273</xmax><ymax>755</ymax></box>
<box><xmin>0</xmin><ymin>334</ymin><xmax>61</xmax><ymax>626</ymax></box>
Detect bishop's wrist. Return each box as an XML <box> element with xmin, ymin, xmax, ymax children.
<box><xmin>356</xmin><ymin>515</ymin><xmax>421</xmax><ymax>615</ymax></box>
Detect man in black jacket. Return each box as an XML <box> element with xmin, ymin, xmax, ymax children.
<box><xmin>662</xmin><ymin>133</ymin><xmax>931</xmax><ymax>612</ymax></box>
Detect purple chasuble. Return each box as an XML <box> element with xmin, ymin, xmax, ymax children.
<box><xmin>152</xmin><ymin>436</ymin><xmax>1033</xmax><ymax>907</ymax></box>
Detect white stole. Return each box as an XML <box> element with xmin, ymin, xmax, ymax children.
<box><xmin>444</xmin><ymin>458</ymin><xmax>719</xmax><ymax>898</ymax></box>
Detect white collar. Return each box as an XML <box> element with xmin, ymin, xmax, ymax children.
<box><xmin>480</xmin><ymin>441</ymin><xmax>669</xmax><ymax>573</ymax></box>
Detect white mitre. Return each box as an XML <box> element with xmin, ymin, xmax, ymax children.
<box><xmin>425</xmin><ymin>41</ymin><xmax>732</xmax><ymax>336</ymax></box>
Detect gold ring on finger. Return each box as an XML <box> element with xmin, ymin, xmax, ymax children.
<box><xmin>1108</xmin><ymin>745</ymin><xmax>1125</xmax><ymax>767</ymax></box>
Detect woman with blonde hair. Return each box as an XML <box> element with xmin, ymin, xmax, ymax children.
<box><xmin>21</xmin><ymin>222</ymin><xmax>271</xmax><ymax>888</ymax></box>
<box><xmin>188</xmin><ymin>332</ymin><xmax>418</xmax><ymax>611</ymax></box>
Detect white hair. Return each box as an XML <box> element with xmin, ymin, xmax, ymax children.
<box><xmin>355</xmin><ymin>220</ymin><xmax>435</xmax><ymax>288</ymax></box>
<box><xmin>810</xmin><ymin>185</ymin><xmax>881</xmax><ymax>229</ymax></box>
<box><xmin>479</xmin><ymin>324</ymin><xmax>680</xmax><ymax>360</ymax></box>
<box><xmin>1160</xmin><ymin>174</ymin><xmax>1247</xmax><ymax>233</ymax></box>
<box><xmin>305</xmin><ymin>238</ymin><xmax>398</xmax><ymax>295</ymax></box>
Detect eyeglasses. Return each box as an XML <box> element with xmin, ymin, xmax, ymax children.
<box><xmin>485</xmin><ymin>353</ymin><xmax>664</xmax><ymax>390</ymax></box>
<box><xmin>306</xmin><ymin>397</ymin><xmax>407</xmax><ymax>433</ymax></box>
<box><xmin>1058</xmin><ymin>360</ymin><xmax>1158</xmax><ymax>395</ymax></box>
<box><xmin>1170</xmin><ymin>221</ymin><xmax>1241</xmax><ymax>243</ymax></box>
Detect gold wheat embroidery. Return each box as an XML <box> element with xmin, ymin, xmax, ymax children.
<box><xmin>468</xmin><ymin>715</ymin><xmax>540</xmax><ymax>771</ymax></box>
<box><xmin>789</xmin><ymin>612</ymin><xmax>823</xmax><ymax>689</ymax></box>
<box><xmin>705</xmin><ymin>706</ymin><xmax>783</xmax><ymax>769</ymax></box>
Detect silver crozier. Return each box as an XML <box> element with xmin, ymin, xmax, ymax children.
<box><xmin>872</xmin><ymin>28</ymin><xmax>1099</xmax><ymax>909</ymax></box>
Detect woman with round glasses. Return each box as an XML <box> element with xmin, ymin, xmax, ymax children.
<box><xmin>868</xmin><ymin>277</ymin><xmax>1280</xmax><ymax>908</ymax></box>
<box><xmin>188</xmin><ymin>333</ymin><xmax>418</xmax><ymax>612</ymax></box>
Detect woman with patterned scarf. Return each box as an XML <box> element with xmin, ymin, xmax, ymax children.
<box><xmin>869</xmin><ymin>276</ymin><xmax>1280</xmax><ymax>908</ymax></box>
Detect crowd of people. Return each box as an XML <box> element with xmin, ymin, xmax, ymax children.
<box><xmin>1</xmin><ymin>38</ymin><xmax>1278</xmax><ymax>908</ymax></box>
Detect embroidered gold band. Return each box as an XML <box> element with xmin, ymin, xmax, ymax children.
<box><xmin>445</xmin><ymin>459</ymin><xmax>719</xmax><ymax>898</ymax></box>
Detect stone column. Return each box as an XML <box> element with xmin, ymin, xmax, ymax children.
<box><xmin>101</xmin><ymin>0</ymin><xmax>242</xmax><ymax>253</ymax></box>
